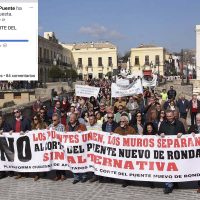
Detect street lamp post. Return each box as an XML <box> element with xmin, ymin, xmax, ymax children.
<box><xmin>186</xmin><ymin>61</ymin><xmax>189</xmax><ymax>84</ymax></box>
<box><xmin>157</xmin><ymin>61</ymin><xmax>160</xmax><ymax>86</ymax></box>
<box><xmin>128</xmin><ymin>57</ymin><xmax>131</xmax><ymax>72</ymax></box>
<box><xmin>181</xmin><ymin>49</ymin><xmax>184</xmax><ymax>84</ymax></box>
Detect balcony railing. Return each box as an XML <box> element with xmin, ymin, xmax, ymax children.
<box><xmin>38</xmin><ymin>58</ymin><xmax>53</xmax><ymax>64</ymax></box>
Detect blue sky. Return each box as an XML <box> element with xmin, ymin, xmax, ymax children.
<box><xmin>39</xmin><ymin>0</ymin><xmax>200</xmax><ymax>54</ymax></box>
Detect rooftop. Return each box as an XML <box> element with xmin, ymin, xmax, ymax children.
<box><xmin>137</xmin><ymin>44</ymin><xmax>158</xmax><ymax>48</ymax></box>
<box><xmin>70</xmin><ymin>42</ymin><xmax>116</xmax><ymax>50</ymax></box>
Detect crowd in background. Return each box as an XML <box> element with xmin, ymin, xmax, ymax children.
<box><xmin>0</xmin><ymin>77</ymin><xmax>200</xmax><ymax>194</ymax></box>
<box><xmin>0</xmin><ymin>81</ymin><xmax>38</xmax><ymax>90</ymax></box>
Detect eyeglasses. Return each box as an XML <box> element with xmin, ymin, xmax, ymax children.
<box><xmin>40</xmin><ymin>112</ymin><xmax>45</xmax><ymax>114</ymax></box>
<box><xmin>108</xmin><ymin>117</ymin><xmax>113</xmax><ymax>119</ymax></box>
<box><xmin>14</xmin><ymin>111</ymin><xmax>19</xmax><ymax>114</ymax></box>
<box><xmin>53</xmin><ymin>119</ymin><xmax>58</xmax><ymax>122</ymax></box>
<box><xmin>33</xmin><ymin>118</ymin><xmax>38</xmax><ymax>120</ymax></box>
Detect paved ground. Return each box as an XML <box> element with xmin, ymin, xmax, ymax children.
<box><xmin>0</xmin><ymin>175</ymin><xmax>199</xmax><ymax>200</ymax></box>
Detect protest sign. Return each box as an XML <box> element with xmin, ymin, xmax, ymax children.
<box><xmin>116</xmin><ymin>77</ymin><xmax>130</xmax><ymax>86</ymax></box>
<box><xmin>111</xmin><ymin>79</ymin><xmax>143</xmax><ymax>97</ymax></box>
<box><xmin>142</xmin><ymin>75</ymin><xmax>157</xmax><ymax>87</ymax></box>
<box><xmin>75</xmin><ymin>85</ymin><xmax>100</xmax><ymax>98</ymax></box>
<box><xmin>0</xmin><ymin>131</ymin><xmax>200</xmax><ymax>182</ymax></box>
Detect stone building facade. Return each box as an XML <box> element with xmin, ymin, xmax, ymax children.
<box><xmin>62</xmin><ymin>42</ymin><xmax>117</xmax><ymax>79</ymax></box>
<box><xmin>130</xmin><ymin>44</ymin><xmax>166</xmax><ymax>76</ymax></box>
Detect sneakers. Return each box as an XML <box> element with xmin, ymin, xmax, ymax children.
<box><xmin>163</xmin><ymin>187</ymin><xmax>173</xmax><ymax>194</ymax></box>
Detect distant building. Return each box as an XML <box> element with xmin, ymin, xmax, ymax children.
<box><xmin>38</xmin><ymin>32</ymin><xmax>72</xmax><ymax>83</ymax></box>
<box><xmin>62</xmin><ymin>42</ymin><xmax>117</xmax><ymax>79</ymax></box>
<box><xmin>196</xmin><ymin>25</ymin><xmax>200</xmax><ymax>80</ymax></box>
<box><xmin>130</xmin><ymin>44</ymin><xmax>166</xmax><ymax>76</ymax></box>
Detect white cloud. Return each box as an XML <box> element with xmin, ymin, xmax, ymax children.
<box><xmin>79</xmin><ymin>24</ymin><xmax>125</xmax><ymax>40</ymax></box>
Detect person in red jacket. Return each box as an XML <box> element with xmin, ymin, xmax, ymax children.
<box><xmin>189</xmin><ymin>94</ymin><xmax>200</xmax><ymax>125</ymax></box>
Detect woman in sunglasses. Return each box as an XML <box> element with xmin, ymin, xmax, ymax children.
<box><xmin>31</xmin><ymin>114</ymin><xmax>47</xmax><ymax>130</ymax></box>
<box><xmin>31</xmin><ymin>114</ymin><xmax>48</xmax><ymax>181</ymax></box>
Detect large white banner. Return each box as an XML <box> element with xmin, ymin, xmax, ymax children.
<box><xmin>116</xmin><ymin>77</ymin><xmax>130</xmax><ymax>86</ymax></box>
<box><xmin>111</xmin><ymin>79</ymin><xmax>143</xmax><ymax>97</ymax></box>
<box><xmin>75</xmin><ymin>85</ymin><xmax>100</xmax><ymax>98</ymax></box>
<box><xmin>142</xmin><ymin>75</ymin><xmax>157</xmax><ymax>87</ymax></box>
<box><xmin>0</xmin><ymin>130</ymin><xmax>200</xmax><ymax>182</ymax></box>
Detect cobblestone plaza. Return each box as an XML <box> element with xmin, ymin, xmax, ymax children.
<box><xmin>0</xmin><ymin>175</ymin><xmax>199</xmax><ymax>200</ymax></box>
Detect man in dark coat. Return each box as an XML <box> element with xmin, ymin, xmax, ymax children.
<box><xmin>158</xmin><ymin>110</ymin><xmax>185</xmax><ymax>194</ymax></box>
<box><xmin>8</xmin><ymin>108</ymin><xmax>31</xmax><ymax>133</ymax></box>
<box><xmin>176</xmin><ymin>95</ymin><xmax>189</xmax><ymax>119</ymax></box>
<box><xmin>8</xmin><ymin>108</ymin><xmax>31</xmax><ymax>179</ymax></box>
<box><xmin>167</xmin><ymin>86</ymin><xmax>177</xmax><ymax>100</ymax></box>
<box><xmin>102</xmin><ymin>113</ymin><xmax>118</xmax><ymax>132</ymax></box>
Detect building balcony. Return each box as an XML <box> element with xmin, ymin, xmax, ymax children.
<box><xmin>38</xmin><ymin>58</ymin><xmax>53</xmax><ymax>65</ymax></box>
<box><xmin>77</xmin><ymin>63</ymin><xmax>83</xmax><ymax>69</ymax></box>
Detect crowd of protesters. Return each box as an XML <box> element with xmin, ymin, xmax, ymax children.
<box><xmin>0</xmin><ymin>81</ymin><xmax>38</xmax><ymax>90</ymax></box>
<box><xmin>0</xmin><ymin>77</ymin><xmax>200</xmax><ymax>194</ymax></box>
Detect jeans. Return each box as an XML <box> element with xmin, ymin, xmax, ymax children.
<box><xmin>73</xmin><ymin>173</ymin><xmax>87</xmax><ymax>181</ymax></box>
<box><xmin>165</xmin><ymin>182</ymin><xmax>174</xmax><ymax>188</ymax></box>
<box><xmin>191</xmin><ymin>112</ymin><xmax>197</xmax><ymax>126</ymax></box>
